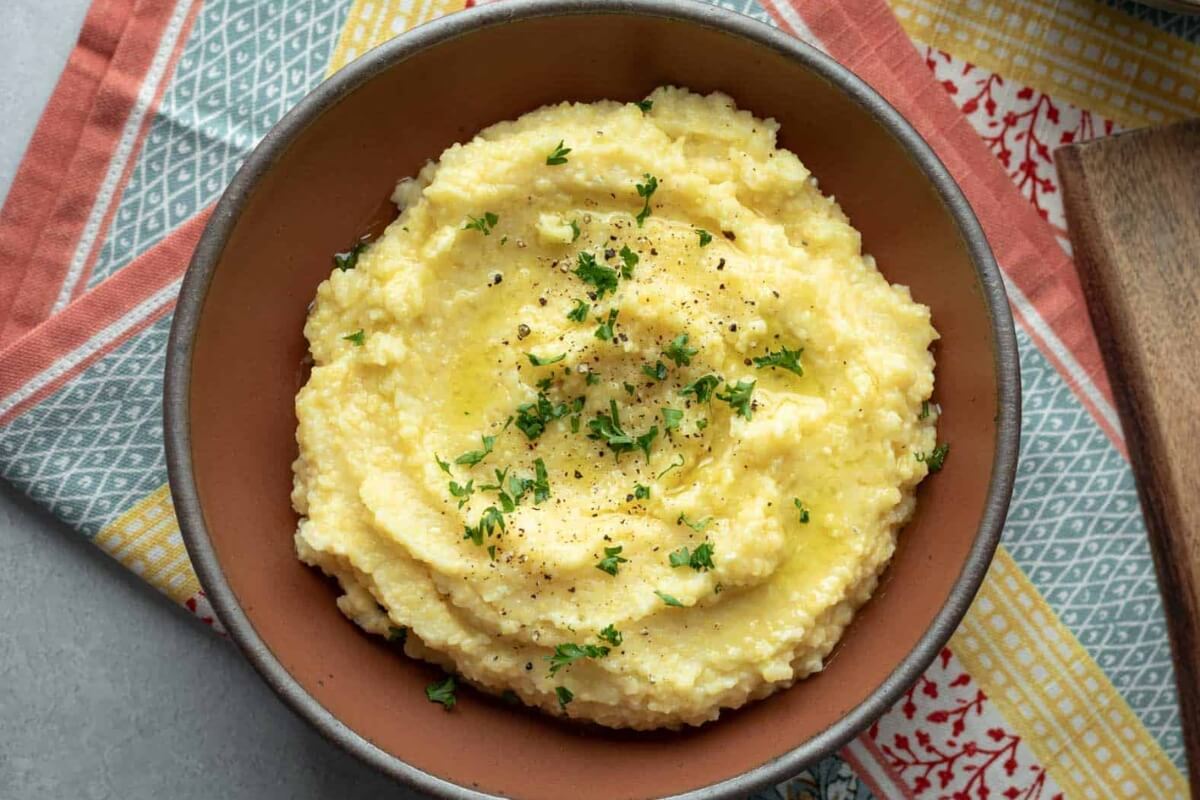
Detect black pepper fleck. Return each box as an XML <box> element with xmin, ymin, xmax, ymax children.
<box><xmin>722</xmin><ymin>230</ymin><xmax>736</xmax><ymax>241</ymax></box>
<box><xmin>717</xmin><ymin>258</ymin><xmax>725</xmax><ymax>271</ymax></box>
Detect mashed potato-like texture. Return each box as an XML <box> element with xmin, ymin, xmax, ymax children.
<box><xmin>293</xmin><ymin>87</ymin><xmax>939</xmax><ymax>729</ymax></box>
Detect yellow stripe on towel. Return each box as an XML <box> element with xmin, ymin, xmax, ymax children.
<box><xmin>327</xmin><ymin>0</ymin><xmax>468</xmax><ymax>76</ymax></box>
<box><xmin>93</xmin><ymin>484</ymin><xmax>200</xmax><ymax>604</ymax></box>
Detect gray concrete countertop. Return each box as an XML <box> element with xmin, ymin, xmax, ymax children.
<box><xmin>0</xmin><ymin>3</ymin><xmax>413</xmax><ymax>798</ymax></box>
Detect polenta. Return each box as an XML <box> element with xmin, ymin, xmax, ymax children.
<box><xmin>292</xmin><ymin>87</ymin><xmax>941</xmax><ymax>729</ymax></box>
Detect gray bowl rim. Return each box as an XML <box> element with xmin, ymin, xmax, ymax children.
<box><xmin>164</xmin><ymin>1</ymin><xmax>1021</xmax><ymax>798</ymax></box>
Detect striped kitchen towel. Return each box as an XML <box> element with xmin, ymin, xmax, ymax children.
<box><xmin>1</xmin><ymin>0</ymin><xmax>1195</xmax><ymax>796</ymax></box>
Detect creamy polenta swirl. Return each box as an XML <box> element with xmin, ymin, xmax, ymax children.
<box><xmin>292</xmin><ymin>87</ymin><xmax>940</xmax><ymax>729</ymax></box>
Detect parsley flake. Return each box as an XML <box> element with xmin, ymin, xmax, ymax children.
<box><xmin>527</xmin><ymin>351</ymin><xmax>566</xmax><ymax>366</ymax></box>
<box><xmin>677</xmin><ymin>513</ymin><xmax>711</xmax><ymax>532</ymax></box>
<box><xmin>669</xmin><ymin>541</ymin><xmax>715</xmax><ymax>571</ymax></box>
<box><xmin>547</xmin><ymin>643</ymin><xmax>610</xmax><ymax>676</ymax></box>
<box><xmin>454</xmin><ymin>435</ymin><xmax>495</xmax><ymax>467</ymax></box>
<box><xmin>657</xmin><ymin>454</ymin><xmax>684</xmax><ymax>479</ymax></box>
<box><xmin>425</xmin><ymin>676</ymin><xmax>457</xmax><ymax>710</ymax></box>
<box><xmin>515</xmin><ymin>393</ymin><xmax>570</xmax><ymax>440</ymax></box>
<box><xmin>596</xmin><ymin>545</ymin><xmax>628</xmax><ymax>576</ymax></box>
<box><xmin>794</xmin><ymin>498</ymin><xmax>811</xmax><ymax>524</ymax></box>
<box><xmin>533</xmin><ymin>458</ymin><xmax>551</xmax><ymax>504</ymax></box>
<box><xmin>635</xmin><ymin>173</ymin><xmax>658</xmax><ymax>227</ymax></box>
<box><xmin>388</xmin><ymin>626</ymin><xmax>407</xmax><ymax>644</ymax></box>
<box><xmin>594</xmin><ymin>308</ymin><xmax>619</xmax><ymax>341</ymax></box>
<box><xmin>545</xmin><ymin>140</ymin><xmax>571</xmax><ymax>166</ymax></box>
<box><xmin>916</xmin><ymin>442</ymin><xmax>950</xmax><ymax>473</ymax></box>
<box><xmin>696</xmin><ymin>229</ymin><xmax>713</xmax><ymax>247</ymax></box>
<box><xmin>681</xmin><ymin>374</ymin><xmax>721</xmax><ymax>403</ymax></box>
<box><xmin>633</xmin><ymin>483</ymin><xmax>651</xmax><ymax>500</ymax></box>
<box><xmin>642</xmin><ymin>360</ymin><xmax>668</xmax><ymax>381</ymax></box>
<box><xmin>569</xmin><ymin>218</ymin><xmax>581</xmax><ymax>242</ymax></box>
<box><xmin>716</xmin><ymin>379</ymin><xmax>756</xmax><ymax>420</ymax></box>
<box><xmin>449</xmin><ymin>479</ymin><xmax>475</xmax><ymax>508</ymax></box>
<box><xmin>635</xmin><ymin>99</ymin><xmax>653</xmax><ymax>113</ymax></box>
<box><xmin>585</xmin><ymin>371</ymin><xmax>601</xmax><ymax>386</ymax></box>
<box><xmin>661</xmin><ymin>407</ymin><xmax>683</xmax><ymax>433</ymax></box>
<box><xmin>343</xmin><ymin>329</ymin><xmax>365</xmax><ymax>346</ymax></box>
<box><xmin>664</xmin><ymin>333</ymin><xmax>698</xmax><ymax>367</ymax></box>
<box><xmin>556</xmin><ymin>686</ymin><xmax>574</xmax><ymax>708</ymax></box>
<box><xmin>434</xmin><ymin>453</ymin><xmax>452</xmax><ymax>474</ymax></box>
<box><xmin>619</xmin><ymin>244</ymin><xmax>639</xmax><ymax>278</ymax></box>
<box><xmin>599</xmin><ymin>624</ymin><xmax>623</xmax><ymax>647</ymax></box>
<box><xmin>333</xmin><ymin>239</ymin><xmax>368</xmax><ymax>271</ymax></box>
<box><xmin>655</xmin><ymin>590</ymin><xmax>684</xmax><ymax>607</ymax></box>
<box><xmin>574</xmin><ymin>251</ymin><xmax>619</xmax><ymax>298</ymax></box>
<box><xmin>753</xmin><ymin>345</ymin><xmax>804</xmax><ymax>376</ymax></box>
<box><xmin>567</xmin><ymin>299</ymin><xmax>590</xmax><ymax>322</ymax></box>
<box><xmin>919</xmin><ymin>400</ymin><xmax>931</xmax><ymax>420</ymax></box>
<box><xmin>463</xmin><ymin>211</ymin><xmax>499</xmax><ymax>235</ymax></box>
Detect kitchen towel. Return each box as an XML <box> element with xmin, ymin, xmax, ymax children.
<box><xmin>1</xmin><ymin>0</ymin><xmax>1196</xmax><ymax>796</ymax></box>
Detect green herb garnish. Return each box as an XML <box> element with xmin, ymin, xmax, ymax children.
<box><xmin>677</xmin><ymin>513</ymin><xmax>711</xmax><ymax>532</ymax></box>
<box><xmin>574</xmin><ymin>251</ymin><xmax>619</xmax><ymax>299</ymax></box>
<box><xmin>594</xmin><ymin>308</ymin><xmax>619</xmax><ymax>341</ymax></box>
<box><xmin>343</xmin><ymin>329</ymin><xmax>365</xmax><ymax>346</ymax></box>
<box><xmin>661</xmin><ymin>407</ymin><xmax>683</xmax><ymax>433</ymax></box>
<box><xmin>388</xmin><ymin>626</ymin><xmax>407</xmax><ymax>644</ymax></box>
<box><xmin>669</xmin><ymin>541</ymin><xmax>715</xmax><ymax>571</ymax></box>
<box><xmin>656</xmin><ymin>454</ymin><xmax>684</xmax><ymax>479</ymax></box>
<box><xmin>596</xmin><ymin>545</ymin><xmax>628</xmax><ymax>576</ymax></box>
<box><xmin>633</xmin><ymin>483</ymin><xmax>651</xmax><ymax>500</ymax></box>
<box><xmin>753</xmin><ymin>345</ymin><xmax>804</xmax><ymax>376</ymax></box>
<box><xmin>515</xmin><ymin>392</ymin><xmax>570</xmax><ymax>440</ymax></box>
<box><xmin>434</xmin><ymin>453</ymin><xmax>452</xmax><ymax>474</ymax></box>
<box><xmin>463</xmin><ymin>211</ymin><xmax>499</xmax><ymax>235</ymax></box>
<box><xmin>635</xmin><ymin>173</ymin><xmax>658</xmax><ymax>227</ymax></box>
<box><xmin>454</xmin><ymin>435</ymin><xmax>495</xmax><ymax>466</ymax></box>
<box><xmin>425</xmin><ymin>675</ymin><xmax>457</xmax><ymax>710</ymax></box>
<box><xmin>664</xmin><ymin>333</ymin><xmax>698</xmax><ymax>367</ymax></box>
<box><xmin>716</xmin><ymin>379</ymin><xmax>756</xmax><ymax>420</ymax></box>
<box><xmin>919</xmin><ymin>400</ymin><xmax>931</xmax><ymax>420</ymax></box>
<box><xmin>794</xmin><ymin>498</ymin><xmax>811</xmax><ymax>524</ymax></box>
<box><xmin>567</xmin><ymin>299</ymin><xmax>590</xmax><ymax>322</ymax></box>
<box><xmin>546</xmin><ymin>140</ymin><xmax>571</xmax><ymax>166</ymax></box>
<box><xmin>635</xmin><ymin>99</ymin><xmax>653</xmax><ymax>113</ymax></box>
<box><xmin>449</xmin><ymin>479</ymin><xmax>475</xmax><ymax>508</ymax></box>
<box><xmin>598</xmin><ymin>624</ymin><xmax>623</xmax><ymax>647</ymax></box>
<box><xmin>696</xmin><ymin>229</ymin><xmax>713</xmax><ymax>247</ymax></box>
<box><xmin>547</xmin><ymin>642</ymin><xmax>610</xmax><ymax>676</ymax></box>
<box><xmin>487</xmin><ymin>544</ymin><xmax>497</xmax><ymax>561</ymax></box>
<box><xmin>619</xmin><ymin>244</ymin><xmax>639</xmax><ymax>278</ymax></box>
<box><xmin>681</xmin><ymin>373</ymin><xmax>721</xmax><ymax>403</ymax></box>
<box><xmin>527</xmin><ymin>351</ymin><xmax>566</xmax><ymax>366</ymax></box>
<box><xmin>333</xmin><ymin>239</ymin><xmax>368</xmax><ymax>271</ymax></box>
<box><xmin>917</xmin><ymin>442</ymin><xmax>950</xmax><ymax>473</ymax></box>
<box><xmin>642</xmin><ymin>360</ymin><xmax>668</xmax><ymax>381</ymax></box>
<box><xmin>569</xmin><ymin>218</ymin><xmax>581</xmax><ymax>242</ymax></box>
<box><xmin>556</xmin><ymin>686</ymin><xmax>574</xmax><ymax>708</ymax></box>
<box><xmin>623</xmin><ymin>382</ymin><xmax>636</xmax><ymax>396</ymax></box>
<box><xmin>532</xmin><ymin>458</ymin><xmax>551</xmax><ymax>504</ymax></box>
<box><xmin>655</xmin><ymin>590</ymin><xmax>684</xmax><ymax>607</ymax></box>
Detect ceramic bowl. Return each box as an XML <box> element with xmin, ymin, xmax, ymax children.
<box><xmin>164</xmin><ymin>2</ymin><xmax>1020</xmax><ymax>798</ymax></box>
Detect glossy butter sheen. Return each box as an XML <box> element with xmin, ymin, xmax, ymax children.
<box><xmin>292</xmin><ymin>88</ymin><xmax>939</xmax><ymax>729</ymax></box>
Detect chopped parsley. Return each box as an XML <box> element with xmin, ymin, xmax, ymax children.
<box><xmin>425</xmin><ymin>675</ymin><xmax>457</xmax><ymax>710</ymax></box>
<box><xmin>664</xmin><ymin>333</ymin><xmax>698</xmax><ymax>367</ymax></box>
<box><xmin>661</xmin><ymin>406</ymin><xmax>683</xmax><ymax>433</ymax></box>
<box><xmin>623</xmin><ymin>381</ymin><xmax>637</xmax><ymax>396</ymax></box>
<box><xmin>448</xmin><ymin>479</ymin><xmax>475</xmax><ymax>508</ymax></box>
<box><xmin>794</xmin><ymin>498</ymin><xmax>811</xmax><ymax>524</ymax></box>
<box><xmin>635</xmin><ymin>427</ymin><xmax>658</xmax><ymax>458</ymax></box>
<box><xmin>545</xmin><ymin>140</ymin><xmax>571</xmax><ymax>166</ymax></box>
<box><xmin>696</xmin><ymin>418</ymin><xmax>709</xmax><ymax>431</ymax></box>
<box><xmin>463</xmin><ymin>505</ymin><xmax>505</xmax><ymax>546</ymax></box>
<box><xmin>463</xmin><ymin>211</ymin><xmax>499</xmax><ymax>235</ymax></box>
<box><xmin>919</xmin><ymin>400</ymin><xmax>931</xmax><ymax>420</ymax></box>
<box><xmin>696</xmin><ymin>229</ymin><xmax>713</xmax><ymax>247</ymax></box>
<box><xmin>753</xmin><ymin>345</ymin><xmax>804</xmax><ymax>376</ymax></box>
<box><xmin>333</xmin><ymin>239</ymin><xmax>368</xmax><ymax>271</ymax></box>
<box><xmin>556</xmin><ymin>686</ymin><xmax>574</xmax><ymax>708</ymax></box>
<box><xmin>635</xmin><ymin>173</ymin><xmax>658</xmax><ymax>227</ymax></box>
<box><xmin>589</xmin><ymin>401</ymin><xmax>656</xmax><ymax>458</ymax></box>
<box><xmin>619</xmin><ymin>244</ymin><xmax>639</xmax><ymax>278</ymax></box>
<box><xmin>633</xmin><ymin>483</ymin><xmax>651</xmax><ymax>500</ymax></box>
<box><xmin>585</xmin><ymin>371</ymin><xmax>601</xmax><ymax>386</ymax></box>
<box><xmin>574</xmin><ymin>251</ymin><xmax>619</xmax><ymax>298</ymax></box>
<box><xmin>677</xmin><ymin>513</ymin><xmax>711</xmax><ymax>532</ymax></box>
<box><xmin>681</xmin><ymin>373</ymin><xmax>721</xmax><ymax>403</ymax></box>
<box><xmin>567</xmin><ymin>299</ymin><xmax>590</xmax><ymax>322</ymax></box>
<box><xmin>569</xmin><ymin>218</ymin><xmax>581</xmax><ymax>242</ymax></box>
<box><xmin>669</xmin><ymin>541</ymin><xmax>715</xmax><ymax>571</ymax></box>
<box><xmin>515</xmin><ymin>392</ymin><xmax>573</xmax><ymax>440</ymax></box>
<box><xmin>536</xmin><ymin>376</ymin><xmax>553</xmax><ymax>392</ymax></box>
<box><xmin>598</xmin><ymin>624</ymin><xmax>623</xmax><ymax>647</ymax></box>
<box><xmin>594</xmin><ymin>308</ymin><xmax>619</xmax><ymax>341</ymax></box>
<box><xmin>532</xmin><ymin>458</ymin><xmax>551</xmax><ymax>503</ymax></box>
<box><xmin>342</xmin><ymin>329</ymin><xmax>365</xmax><ymax>346</ymax></box>
<box><xmin>656</xmin><ymin>454</ymin><xmax>684</xmax><ymax>479</ymax></box>
<box><xmin>596</xmin><ymin>545</ymin><xmax>628</xmax><ymax>576</ymax></box>
<box><xmin>547</xmin><ymin>642</ymin><xmax>610</xmax><ymax>676</ymax></box>
<box><xmin>434</xmin><ymin>453</ymin><xmax>452</xmax><ymax>474</ymax></box>
<box><xmin>526</xmin><ymin>351</ymin><xmax>566</xmax><ymax>366</ymax></box>
<box><xmin>454</xmin><ymin>435</ymin><xmax>495</xmax><ymax>467</ymax></box>
<box><xmin>917</xmin><ymin>442</ymin><xmax>950</xmax><ymax>473</ymax></box>
<box><xmin>635</xmin><ymin>98</ymin><xmax>653</xmax><ymax>113</ymax></box>
<box><xmin>655</xmin><ymin>590</ymin><xmax>684</xmax><ymax>607</ymax></box>
<box><xmin>716</xmin><ymin>379</ymin><xmax>756</xmax><ymax>420</ymax></box>
<box><xmin>487</xmin><ymin>544</ymin><xmax>497</xmax><ymax>561</ymax></box>
<box><xmin>387</xmin><ymin>625</ymin><xmax>407</xmax><ymax>644</ymax></box>
<box><xmin>642</xmin><ymin>360</ymin><xmax>668</xmax><ymax>381</ymax></box>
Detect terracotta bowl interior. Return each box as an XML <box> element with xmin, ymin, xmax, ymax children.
<box><xmin>184</xmin><ymin>10</ymin><xmax>1004</xmax><ymax>800</ymax></box>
